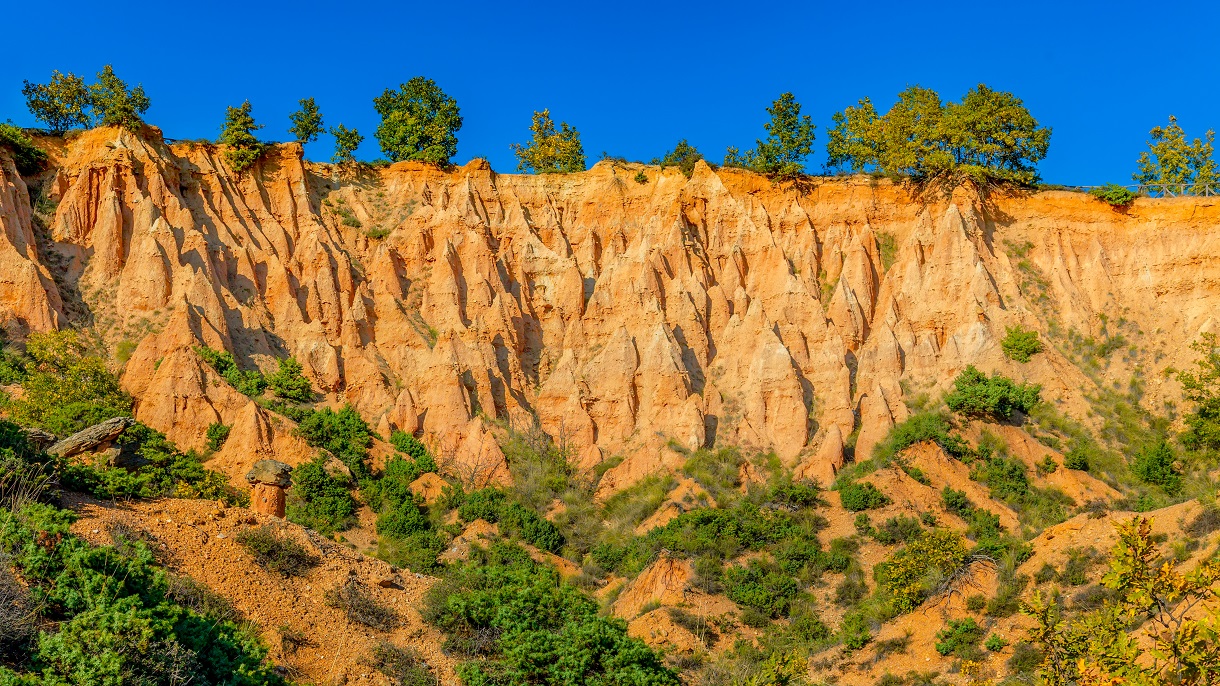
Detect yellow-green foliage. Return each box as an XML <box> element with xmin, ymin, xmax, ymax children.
<box><xmin>877</xmin><ymin>529</ymin><xmax>969</xmax><ymax>613</ymax></box>
<box><xmin>5</xmin><ymin>330</ymin><xmax>132</xmax><ymax>435</ymax></box>
<box><xmin>1023</xmin><ymin>517</ymin><xmax>1220</xmax><ymax>686</ymax></box>
<box><xmin>219</xmin><ymin>101</ymin><xmax>264</xmax><ymax>174</ymax></box>
<box><xmin>512</xmin><ymin>109</ymin><xmax>585</xmax><ymax>173</ymax></box>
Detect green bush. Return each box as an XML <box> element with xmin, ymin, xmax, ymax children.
<box><xmin>206</xmin><ymin>421</ymin><xmax>231</xmax><ymax>451</ymax></box>
<box><xmin>633</xmin><ymin>169</ymin><xmax>648</xmax><ymax>183</ymax></box>
<box><xmin>390</xmin><ymin>430</ymin><xmax>434</xmax><ymax>464</ymax></box>
<box><xmin>1089</xmin><ymin>183</ymin><xmax>1138</xmax><ymax>207</ymax></box>
<box><xmin>0</xmin><ymin>503</ymin><xmax>285</xmax><ymax>685</ymax></box>
<box><xmin>839</xmin><ymin>480</ymin><xmax>890</xmax><ymax>511</ymax></box>
<box><xmin>512</xmin><ymin>109</ymin><xmax>586</xmax><ymax>173</ymax></box>
<box><xmin>934</xmin><ymin>618</ymin><xmax>985</xmax><ymax>658</ymax></box>
<box><xmin>196</xmin><ymin>345</ymin><xmax>268</xmax><ymax>397</ymax></box>
<box><xmin>422</xmin><ymin>542</ymin><xmax>678</xmax><ymax>686</ymax></box>
<box><xmin>945</xmin><ymin>365</ymin><xmax>1041</xmax><ymax>420</ymax></box>
<box><xmin>267</xmin><ymin>356</ymin><xmax>313</xmax><ymax>401</ymax></box>
<box><xmin>286</xmin><ymin>455</ymin><xmax>358</xmax><ymax>535</ymax></box>
<box><xmin>723</xmin><ymin>560</ymin><xmax>800</xmax><ymax>617</ymax></box>
<box><xmin>373</xmin><ymin>77</ymin><xmax>462</xmax><ymax>165</ymax></box>
<box><xmin>0</xmin><ymin>124</ymin><xmax>49</xmax><ymax>175</ymax></box>
<box><xmin>724</xmin><ymin>92</ymin><xmax>816</xmax><ymax>180</ymax></box>
<box><xmin>839</xmin><ymin>611</ymin><xmax>873</xmax><ymax>651</ymax></box>
<box><xmin>1132</xmin><ymin>441</ymin><xmax>1182</xmax><ymax>494</ymax></box>
<box><xmin>61</xmin><ymin>422</ymin><xmax>242</xmax><ymax>504</ymax></box>
<box><xmin>219</xmin><ymin>100</ymin><xmax>264</xmax><ymax>173</ymax></box>
<box><xmin>872</xmin><ymin>515</ymin><xmax>923</xmax><ymax>545</ymax></box>
<box><xmin>1064</xmin><ymin>447</ymin><xmax>1091</xmax><ymax>471</ymax></box>
<box><xmin>876</xmin><ymin>529</ymin><xmax>968</xmax><ymax>613</ymax></box>
<box><xmin>1176</xmin><ymin>333</ymin><xmax>1220</xmax><ymax>453</ymax></box>
<box><xmin>295</xmin><ymin>405</ymin><xmax>373</xmax><ymax>476</ymax></box>
<box><xmin>453</xmin><ymin>487</ymin><xmax>563</xmax><ymax>552</ymax></box>
<box><xmin>7</xmin><ymin>330</ymin><xmax>132</xmax><ymax>434</ymax></box>
<box><xmin>873</xmin><ymin>411</ymin><xmax>970</xmax><ymax>463</ymax></box>
<box><xmin>653</xmin><ymin>139</ymin><xmax>704</xmax><ymax>178</ymax></box>
<box><xmin>1002</xmin><ymin>325</ymin><xmax>1043</xmax><ymax>363</ymax></box>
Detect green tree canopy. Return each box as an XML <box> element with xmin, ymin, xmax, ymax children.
<box><xmin>330</xmin><ymin>123</ymin><xmax>363</xmax><ymax>164</ymax></box>
<box><xmin>219</xmin><ymin>101</ymin><xmax>264</xmax><ymax>174</ymax></box>
<box><xmin>511</xmin><ymin>109</ymin><xmax>586</xmax><ymax>173</ymax></box>
<box><xmin>89</xmin><ymin>65</ymin><xmax>151</xmax><ymax>132</ymax></box>
<box><xmin>372</xmin><ymin>77</ymin><xmax>462</xmax><ymax>165</ymax></box>
<box><xmin>1178</xmin><ymin>333</ymin><xmax>1220</xmax><ymax>453</ymax></box>
<box><xmin>1134</xmin><ymin>115</ymin><xmax>1217</xmax><ymax>194</ymax></box>
<box><xmin>0</xmin><ymin>124</ymin><xmax>49</xmax><ymax>176</ymax></box>
<box><xmin>724</xmin><ymin>92</ymin><xmax>816</xmax><ymax>180</ymax></box>
<box><xmin>288</xmin><ymin>97</ymin><xmax>324</xmax><ymax>143</ymax></box>
<box><xmin>826</xmin><ymin>84</ymin><xmax>1050</xmax><ymax>185</ymax></box>
<box><xmin>22</xmin><ymin>70</ymin><xmax>91</xmax><ymax>133</ymax></box>
<box><xmin>653</xmin><ymin>139</ymin><xmax>704</xmax><ymax>178</ymax></box>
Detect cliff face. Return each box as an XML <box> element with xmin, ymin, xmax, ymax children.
<box><xmin>2</xmin><ymin>126</ymin><xmax>1218</xmax><ymax>488</ymax></box>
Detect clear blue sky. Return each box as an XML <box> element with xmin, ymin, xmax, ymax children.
<box><xmin>3</xmin><ymin>0</ymin><xmax>1217</xmax><ymax>184</ymax></box>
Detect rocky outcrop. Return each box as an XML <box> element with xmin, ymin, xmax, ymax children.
<box><xmin>246</xmin><ymin>459</ymin><xmax>293</xmax><ymax>517</ymax></box>
<box><xmin>3</xmin><ymin>128</ymin><xmax>1220</xmax><ymax>490</ymax></box>
<box><xmin>47</xmin><ymin>417</ymin><xmax>134</xmax><ymax>458</ymax></box>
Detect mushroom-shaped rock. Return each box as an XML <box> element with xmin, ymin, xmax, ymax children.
<box><xmin>48</xmin><ymin>417</ymin><xmax>134</xmax><ymax>458</ymax></box>
<box><xmin>245</xmin><ymin>459</ymin><xmax>293</xmax><ymax>517</ymax></box>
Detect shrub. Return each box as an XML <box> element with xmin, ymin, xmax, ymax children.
<box><xmin>873</xmin><ymin>411</ymin><xmax>970</xmax><ymax>463</ymax></box>
<box><xmin>1132</xmin><ymin>440</ymin><xmax>1182</xmax><ymax>494</ymax></box>
<box><xmin>839</xmin><ymin>480</ymin><xmax>890</xmax><ymax>511</ymax></box>
<box><xmin>367</xmin><ymin>642</ymin><xmax>434</xmax><ymax>686</ymax></box>
<box><xmin>286</xmin><ymin>455</ymin><xmax>357</xmax><ymax>535</ymax></box>
<box><xmin>654</xmin><ymin>139</ymin><xmax>704</xmax><ymax>178</ymax></box>
<box><xmin>0</xmin><ymin>566</ymin><xmax>37</xmax><ymax>659</ymax></box>
<box><xmin>1007</xmin><ymin>641</ymin><xmax>1042</xmax><ymax>674</ymax></box>
<box><xmin>633</xmin><ymin>169</ymin><xmax>648</xmax><ymax>183</ymax></box>
<box><xmin>89</xmin><ymin>65</ymin><xmax>151</xmax><ymax>131</ymax></box>
<box><xmin>326</xmin><ymin>579</ymin><xmax>398</xmax><ymax>630</ymax></box>
<box><xmin>390</xmin><ymin>430</ymin><xmax>433</xmax><ymax>464</ymax></box>
<box><xmin>219</xmin><ymin>101</ymin><xmax>264</xmax><ymax>173</ymax></box>
<box><xmin>0</xmin><ymin>124</ymin><xmax>48</xmax><ymax>176</ymax></box>
<box><xmin>331</xmin><ymin>123</ymin><xmax>364</xmax><ymax>164</ymax></box>
<box><xmin>1177</xmin><ymin>333</ymin><xmax>1220</xmax><ymax>453</ymax></box>
<box><xmin>1090</xmin><ymin>183</ymin><xmax>1138</xmax><ymax>207</ymax></box>
<box><xmin>205</xmin><ymin>421</ymin><xmax>231</xmax><ymax>451</ymax></box>
<box><xmin>873</xmin><ymin>515</ymin><xmax>923</xmax><ymax>545</ymax></box>
<box><xmin>826</xmin><ymin>84</ymin><xmax>1050</xmax><ymax>186</ymax></box>
<box><xmin>295</xmin><ymin>405</ymin><xmax>373</xmax><ymax>476</ymax></box>
<box><xmin>985</xmin><ymin>633</ymin><xmax>1009</xmax><ymax>652</ymax></box>
<box><xmin>935</xmin><ymin>617</ymin><xmax>985</xmax><ymax>658</ymax></box>
<box><xmin>966</xmin><ymin>594</ymin><xmax>987</xmax><ymax>612</ymax></box>
<box><xmin>235</xmin><ymin>525</ymin><xmax>319</xmax><ymax>577</ymax></box>
<box><xmin>1002</xmin><ymin>325</ymin><xmax>1043</xmax><ymax>363</ymax></box>
<box><xmin>424</xmin><ymin>542</ymin><xmax>677</xmax><ymax>685</ymax></box>
<box><xmin>22</xmin><ymin>70</ymin><xmax>91</xmax><ymax>133</ymax></box>
<box><xmin>723</xmin><ymin>560</ymin><xmax>800</xmax><ymax>617</ymax></box>
<box><xmin>877</xmin><ymin>529</ymin><xmax>969</xmax><ymax>613</ymax></box>
<box><xmin>1064</xmin><ymin>446</ymin><xmax>1091</xmax><ymax>471</ymax></box>
<box><xmin>7</xmin><ymin>330</ymin><xmax>132</xmax><ymax>433</ymax></box>
<box><xmin>0</xmin><ymin>502</ymin><xmax>284</xmax><ymax>685</ymax></box>
<box><xmin>840</xmin><ymin>611</ymin><xmax>873</xmax><ymax>651</ymax></box>
<box><xmin>267</xmin><ymin>356</ymin><xmax>313</xmax><ymax>401</ymax></box>
<box><xmin>196</xmin><ymin>345</ymin><xmax>268</xmax><ymax>397</ymax></box>
<box><xmin>512</xmin><ymin>109</ymin><xmax>586</xmax><ymax>173</ymax></box>
<box><xmin>373</xmin><ymin>77</ymin><xmax>462</xmax><ymax>165</ymax></box>
<box><xmin>724</xmin><ymin>92</ymin><xmax>816</xmax><ymax>180</ymax></box>
<box><xmin>944</xmin><ymin>365</ymin><xmax>1041</xmax><ymax>420</ymax></box>
<box><xmin>288</xmin><ymin>97</ymin><xmax>324</xmax><ymax>143</ymax></box>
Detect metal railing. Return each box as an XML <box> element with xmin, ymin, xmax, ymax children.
<box><xmin>1060</xmin><ymin>183</ymin><xmax>1219</xmax><ymax>198</ymax></box>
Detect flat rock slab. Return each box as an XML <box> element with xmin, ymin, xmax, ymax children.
<box><xmin>48</xmin><ymin>417</ymin><xmax>134</xmax><ymax>458</ymax></box>
<box><xmin>246</xmin><ymin>459</ymin><xmax>294</xmax><ymax>487</ymax></box>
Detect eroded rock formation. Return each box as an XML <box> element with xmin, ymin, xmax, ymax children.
<box><xmin>2</xmin><ymin>126</ymin><xmax>1218</xmax><ymax>491</ymax></box>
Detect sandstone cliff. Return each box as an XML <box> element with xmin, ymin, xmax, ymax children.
<box><xmin>2</xmin><ymin>126</ymin><xmax>1218</xmax><ymax>488</ymax></box>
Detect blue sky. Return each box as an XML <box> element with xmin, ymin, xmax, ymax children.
<box><xmin>3</xmin><ymin>0</ymin><xmax>1217</xmax><ymax>184</ymax></box>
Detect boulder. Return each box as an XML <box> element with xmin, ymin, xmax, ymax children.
<box><xmin>48</xmin><ymin>417</ymin><xmax>134</xmax><ymax>458</ymax></box>
<box><xmin>245</xmin><ymin>459</ymin><xmax>294</xmax><ymax>488</ymax></box>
